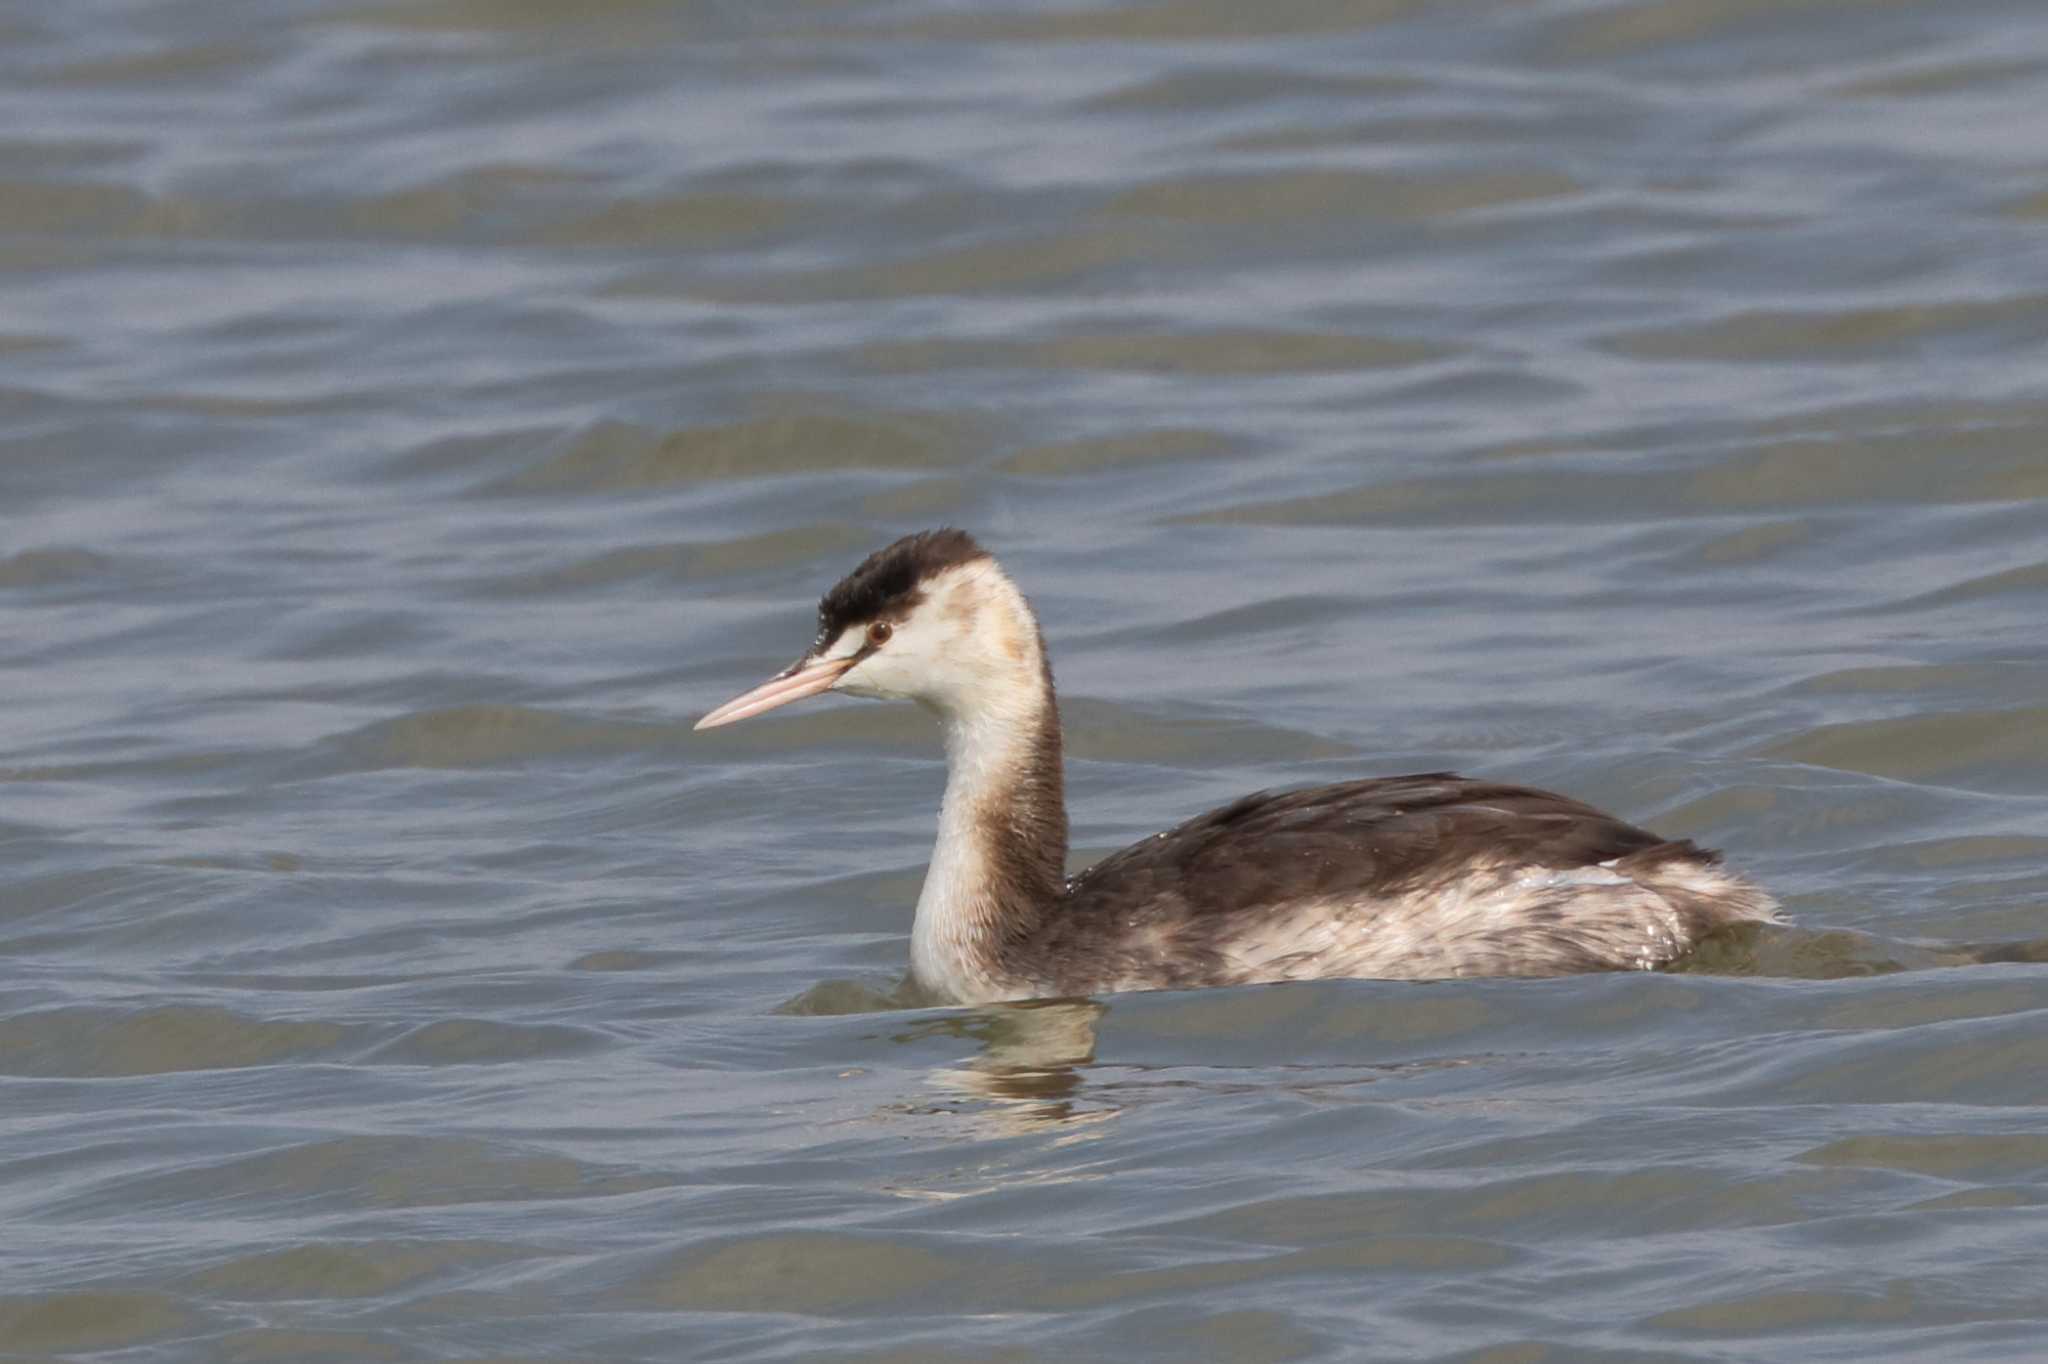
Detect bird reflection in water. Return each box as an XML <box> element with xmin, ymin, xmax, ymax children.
<box><xmin>882</xmin><ymin>994</ymin><xmax>1483</xmax><ymax>1137</ymax></box>
<box><xmin>893</xmin><ymin>998</ymin><xmax>1113</xmax><ymax>1130</ymax></box>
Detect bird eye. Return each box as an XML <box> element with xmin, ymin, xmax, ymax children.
<box><xmin>867</xmin><ymin>621</ymin><xmax>893</xmax><ymax>646</ymax></box>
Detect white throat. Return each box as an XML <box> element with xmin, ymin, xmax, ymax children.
<box><xmin>898</xmin><ymin>572</ymin><xmax>1066</xmax><ymax>1005</ymax></box>
<box><xmin>909</xmin><ymin>704</ymin><xmax>1044</xmax><ymax>1004</ymax></box>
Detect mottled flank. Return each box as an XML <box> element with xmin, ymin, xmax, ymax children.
<box><xmin>1005</xmin><ymin>775</ymin><xmax>1779</xmax><ymax>998</ymax></box>
<box><xmin>1024</xmin><ymin>774</ymin><xmax>1777</xmax><ymax>987</ymax></box>
<box><xmin>814</xmin><ymin>528</ymin><xmax>989</xmax><ymax>644</ymax></box>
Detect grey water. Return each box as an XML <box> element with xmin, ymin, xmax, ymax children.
<box><xmin>4</xmin><ymin>1</ymin><xmax>2048</xmax><ymax>1359</ymax></box>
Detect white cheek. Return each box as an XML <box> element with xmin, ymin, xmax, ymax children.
<box><xmin>835</xmin><ymin>624</ymin><xmax>963</xmax><ymax>701</ymax></box>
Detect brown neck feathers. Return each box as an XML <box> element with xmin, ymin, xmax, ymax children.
<box><xmin>978</xmin><ymin>681</ymin><xmax>1068</xmax><ymax>957</ymax></box>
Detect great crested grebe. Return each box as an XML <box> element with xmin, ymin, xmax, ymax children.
<box><xmin>696</xmin><ymin>529</ymin><xmax>1778</xmax><ymax>1005</ymax></box>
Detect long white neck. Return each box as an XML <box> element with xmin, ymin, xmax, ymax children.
<box><xmin>908</xmin><ymin>656</ymin><xmax>1066</xmax><ymax>1006</ymax></box>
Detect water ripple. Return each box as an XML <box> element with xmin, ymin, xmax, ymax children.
<box><xmin>4</xmin><ymin>0</ymin><xmax>2047</xmax><ymax>1357</ymax></box>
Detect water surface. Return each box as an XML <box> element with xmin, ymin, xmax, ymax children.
<box><xmin>4</xmin><ymin>1</ymin><xmax>2048</xmax><ymax>1359</ymax></box>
